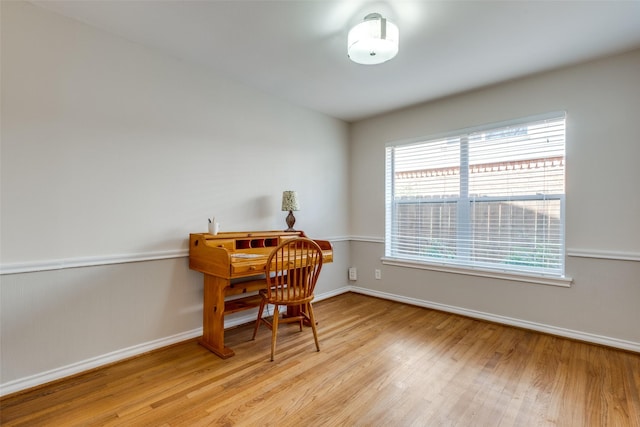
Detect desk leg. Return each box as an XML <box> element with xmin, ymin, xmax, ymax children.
<box><xmin>286</xmin><ymin>305</ymin><xmax>315</xmax><ymax>327</ymax></box>
<box><xmin>199</xmin><ymin>275</ymin><xmax>235</xmax><ymax>358</ymax></box>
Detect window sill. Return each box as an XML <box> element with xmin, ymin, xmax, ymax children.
<box><xmin>381</xmin><ymin>257</ymin><xmax>573</xmax><ymax>288</ymax></box>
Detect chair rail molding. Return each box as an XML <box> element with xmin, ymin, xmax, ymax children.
<box><xmin>566</xmin><ymin>248</ymin><xmax>640</xmax><ymax>262</ymax></box>
<box><xmin>0</xmin><ymin>236</ymin><xmax>349</xmax><ymax>275</ymax></box>
<box><xmin>0</xmin><ymin>249</ymin><xmax>189</xmax><ymax>275</ymax></box>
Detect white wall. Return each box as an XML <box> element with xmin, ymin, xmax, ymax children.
<box><xmin>349</xmin><ymin>49</ymin><xmax>640</xmax><ymax>350</ymax></box>
<box><xmin>0</xmin><ymin>1</ymin><xmax>350</xmax><ymax>393</ymax></box>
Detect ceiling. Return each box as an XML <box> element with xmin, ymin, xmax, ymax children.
<box><xmin>32</xmin><ymin>0</ymin><xmax>640</xmax><ymax>122</ymax></box>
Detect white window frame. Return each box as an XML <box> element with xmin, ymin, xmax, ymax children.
<box><xmin>384</xmin><ymin>112</ymin><xmax>572</xmax><ymax>287</ymax></box>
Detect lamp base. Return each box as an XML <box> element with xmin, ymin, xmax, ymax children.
<box><xmin>285</xmin><ymin>210</ymin><xmax>296</xmax><ymax>232</ymax></box>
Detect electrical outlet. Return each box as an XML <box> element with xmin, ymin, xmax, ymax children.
<box><xmin>348</xmin><ymin>267</ymin><xmax>357</xmax><ymax>281</ymax></box>
<box><xmin>375</xmin><ymin>269</ymin><xmax>381</xmax><ymax>280</ymax></box>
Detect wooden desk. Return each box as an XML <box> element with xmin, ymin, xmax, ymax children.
<box><xmin>189</xmin><ymin>230</ymin><xmax>333</xmax><ymax>358</ymax></box>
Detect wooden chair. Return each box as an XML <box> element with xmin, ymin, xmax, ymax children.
<box><xmin>252</xmin><ymin>237</ymin><xmax>323</xmax><ymax>361</ymax></box>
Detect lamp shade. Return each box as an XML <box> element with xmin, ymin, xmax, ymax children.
<box><xmin>348</xmin><ymin>13</ymin><xmax>399</xmax><ymax>65</ymax></box>
<box><xmin>281</xmin><ymin>191</ymin><xmax>299</xmax><ymax>211</ymax></box>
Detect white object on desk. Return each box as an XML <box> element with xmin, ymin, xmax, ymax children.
<box><xmin>208</xmin><ymin>222</ymin><xmax>219</xmax><ymax>235</ymax></box>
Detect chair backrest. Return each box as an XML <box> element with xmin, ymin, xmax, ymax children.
<box><xmin>265</xmin><ymin>238</ymin><xmax>323</xmax><ymax>304</ymax></box>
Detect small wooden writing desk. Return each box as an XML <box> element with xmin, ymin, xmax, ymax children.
<box><xmin>189</xmin><ymin>230</ymin><xmax>333</xmax><ymax>358</ymax></box>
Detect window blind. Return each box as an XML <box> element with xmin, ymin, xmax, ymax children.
<box><xmin>385</xmin><ymin>113</ymin><xmax>566</xmax><ymax>277</ymax></box>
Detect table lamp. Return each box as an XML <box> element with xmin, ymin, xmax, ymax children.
<box><xmin>281</xmin><ymin>191</ymin><xmax>299</xmax><ymax>231</ymax></box>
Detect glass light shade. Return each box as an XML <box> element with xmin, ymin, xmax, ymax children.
<box><xmin>348</xmin><ymin>13</ymin><xmax>399</xmax><ymax>65</ymax></box>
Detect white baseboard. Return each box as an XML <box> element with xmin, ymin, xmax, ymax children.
<box><xmin>349</xmin><ymin>286</ymin><xmax>640</xmax><ymax>353</ymax></box>
<box><xmin>0</xmin><ymin>328</ymin><xmax>203</xmax><ymax>397</ymax></box>
<box><xmin>0</xmin><ymin>287</ymin><xmax>352</xmax><ymax>397</ymax></box>
<box><xmin>315</xmin><ymin>286</ymin><xmax>352</xmax><ymax>301</ymax></box>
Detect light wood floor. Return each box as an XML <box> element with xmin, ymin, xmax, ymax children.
<box><xmin>2</xmin><ymin>293</ymin><xmax>639</xmax><ymax>426</ymax></box>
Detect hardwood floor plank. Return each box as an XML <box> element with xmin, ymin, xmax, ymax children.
<box><xmin>1</xmin><ymin>293</ymin><xmax>639</xmax><ymax>426</ymax></box>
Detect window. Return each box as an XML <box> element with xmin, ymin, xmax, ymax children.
<box><xmin>385</xmin><ymin>112</ymin><xmax>566</xmax><ymax>278</ymax></box>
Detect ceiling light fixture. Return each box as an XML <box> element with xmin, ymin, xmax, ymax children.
<box><xmin>347</xmin><ymin>13</ymin><xmax>399</xmax><ymax>65</ymax></box>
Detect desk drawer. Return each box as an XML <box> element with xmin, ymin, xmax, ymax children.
<box><xmin>231</xmin><ymin>262</ymin><xmax>266</xmax><ymax>275</ymax></box>
<box><xmin>227</xmin><ymin>279</ymin><xmax>266</xmax><ymax>296</ymax></box>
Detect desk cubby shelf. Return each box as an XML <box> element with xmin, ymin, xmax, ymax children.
<box><xmin>235</xmin><ymin>238</ymin><xmax>279</xmax><ymax>250</ymax></box>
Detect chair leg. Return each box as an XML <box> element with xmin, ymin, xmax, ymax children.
<box><xmin>307</xmin><ymin>302</ymin><xmax>320</xmax><ymax>352</ymax></box>
<box><xmin>252</xmin><ymin>299</ymin><xmax>266</xmax><ymax>340</ymax></box>
<box><xmin>270</xmin><ymin>304</ymin><xmax>279</xmax><ymax>361</ymax></box>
